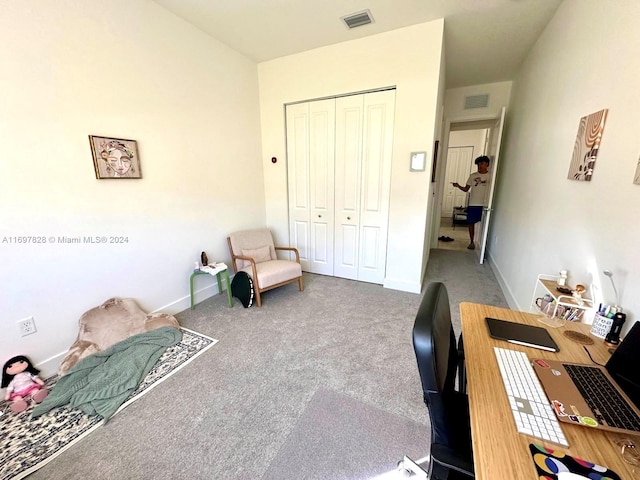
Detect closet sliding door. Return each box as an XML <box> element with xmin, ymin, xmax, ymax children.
<box><xmin>286</xmin><ymin>99</ymin><xmax>335</xmax><ymax>275</ymax></box>
<box><xmin>286</xmin><ymin>89</ymin><xmax>395</xmax><ymax>284</ymax></box>
<box><xmin>335</xmin><ymin>90</ymin><xmax>395</xmax><ymax>283</ymax></box>
<box><xmin>334</xmin><ymin>95</ymin><xmax>363</xmax><ymax>280</ymax></box>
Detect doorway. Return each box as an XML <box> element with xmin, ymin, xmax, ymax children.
<box><xmin>432</xmin><ymin>108</ymin><xmax>506</xmax><ymax>261</ymax></box>
<box><xmin>436</xmin><ymin>129</ymin><xmax>489</xmax><ymax>251</ymax></box>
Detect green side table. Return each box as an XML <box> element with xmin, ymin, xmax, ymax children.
<box><xmin>190</xmin><ymin>267</ymin><xmax>233</xmax><ymax>309</ymax></box>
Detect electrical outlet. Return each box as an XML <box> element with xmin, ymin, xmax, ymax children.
<box><xmin>17</xmin><ymin>316</ymin><xmax>37</xmax><ymax>337</ymax></box>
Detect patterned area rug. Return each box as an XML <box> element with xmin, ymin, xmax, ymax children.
<box><xmin>0</xmin><ymin>327</ymin><xmax>217</xmax><ymax>480</ymax></box>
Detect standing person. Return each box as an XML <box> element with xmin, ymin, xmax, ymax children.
<box><xmin>452</xmin><ymin>155</ymin><xmax>490</xmax><ymax>250</ymax></box>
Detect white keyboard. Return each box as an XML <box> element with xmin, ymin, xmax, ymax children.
<box><xmin>493</xmin><ymin>347</ymin><xmax>568</xmax><ymax>446</ymax></box>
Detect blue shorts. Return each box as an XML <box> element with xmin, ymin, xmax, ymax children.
<box><xmin>466</xmin><ymin>206</ymin><xmax>483</xmax><ymax>224</ymax></box>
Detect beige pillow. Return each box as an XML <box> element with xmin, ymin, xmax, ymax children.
<box><xmin>241</xmin><ymin>245</ymin><xmax>272</xmax><ymax>267</ymax></box>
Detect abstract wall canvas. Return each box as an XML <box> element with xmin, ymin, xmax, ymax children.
<box><xmin>567</xmin><ymin>109</ymin><xmax>608</xmax><ymax>181</ymax></box>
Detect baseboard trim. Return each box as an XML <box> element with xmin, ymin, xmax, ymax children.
<box><xmin>383</xmin><ymin>277</ymin><xmax>422</xmax><ymax>294</ymax></box>
<box><xmin>152</xmin><ymin>275</ymin><xmax>230</xmax><ymax>315</ymax></box>
<box><xmin>486</xmin><ymin>252</ymin><xmax>519</xmax><ymax>310</ymax></box>
<box><xmin>37</xmin><ymin>353</ymin><xmax>67</xmax><ymax>378</ymax></box>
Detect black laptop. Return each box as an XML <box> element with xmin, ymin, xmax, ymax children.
<box><xmin>485</xmin><ymin>317</ymin><xmax>560</xmax><ymax>352</ymax></box>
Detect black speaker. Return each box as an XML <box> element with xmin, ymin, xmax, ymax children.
<box><xmin>605</xmin><ymin>312</ymin><xmax>626</xmax><ymax>346</ymax></box>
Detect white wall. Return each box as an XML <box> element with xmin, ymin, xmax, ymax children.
<box><xmin>0</xmin><ymin>0</ymin><xmax>265</xmax><ymax>374</ymax></box>
<box><xmin>258</xmin><ymin>21</ymin><xmax>445</xmax><ymax>293</ymax></box>
<box><xmin>489</xmin><ymin>0</ymin><xmax>640</xmax><ymax>333</ymax></box>
<box><xmin>424</xmin><ymin>37</ymin><xmax>448</xmax><ymax>277</ymax></box>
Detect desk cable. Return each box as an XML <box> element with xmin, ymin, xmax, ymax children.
<box><xmin>583</xmin><ymin>346</ymin><xmax>605</xmax><ymax>366</ymax></box>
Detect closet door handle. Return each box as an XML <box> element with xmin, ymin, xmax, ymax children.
<box><xmin>318</xmin><ymin>215</ymin><xmax>322</xmax><ymax>218</ymax></box>
<box><xmin>347</xmin><ymin>216</ymin><xmax>351</xmax><ymax>220</ymax></box>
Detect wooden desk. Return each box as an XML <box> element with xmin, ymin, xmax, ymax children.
<box><xmin>460</xmin><ymin>302</ymin><xmax>637</xmax><ymax>479</ymax></box>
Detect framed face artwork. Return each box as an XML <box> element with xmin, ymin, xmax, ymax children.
<box><xmin>89</xmin><ymin>135</ymin><xmax>141</xmax><ymax>179</ymax></box>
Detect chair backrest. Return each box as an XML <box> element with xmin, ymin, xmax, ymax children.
<box><xmin>227</xmin><ymin>228</ymin><xmax>276</xmax><ymax>269</ymax></box>
<box><xmin>413</xmin><ymin>282</ymin><xmax>459</xmax><ymax>447</ymax></box>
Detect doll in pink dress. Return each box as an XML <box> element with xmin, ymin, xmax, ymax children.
<box><xmin>2</xmin><ymin>355</ymin><xmax>49</xmax><ymax>413</ymax></box>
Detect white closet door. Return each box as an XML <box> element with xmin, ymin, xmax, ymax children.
<box><xmin>443</xmin><ymin>146</ymin><xmax>474</xmax><ymax>215</ymax></box>
<box><xmin>308</xmin><ymin>99</ymin><xmax>335</xmax><ymax>275</ymax></box>
<box><xmin>334</xmin><ymin>95</ymin><xmax>364</xmax><ymax>280</ymax></box>
<box><xmin>357</xmin><ymin>90</ymin><xmax>395</xmax><ymax>284</ymax></box>
<box><xmin>286</xmin><ymin>103</ymin><xmax>311</xmax><ymax>271</ymax></box>
<box><xmin>286</xmin><ymin>99</ymin><xmax>335</xmax><ymax>275</ymax></box>
<box><xmin>334</xmin><ymin>90</ymin><xmax>395</xmax><ymax>283</ymax></box>
<box><xmin>287</xmin><ymin>90</ymin><xmax>394</xmax><ymax>284</ymax></box>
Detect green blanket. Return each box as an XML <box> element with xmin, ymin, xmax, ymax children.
<box><xmin>32</xmin><ymin>326</ymin><xmax>182</xmax><ymax>421</ymax></box>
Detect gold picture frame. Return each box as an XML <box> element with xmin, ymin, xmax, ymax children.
<box><xmin>89</xmin><ymin>135</ymin><xmax>142</xmax><ymax>179</ymax></box>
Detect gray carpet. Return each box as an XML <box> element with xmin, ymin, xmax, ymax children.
<box><xmin>27</xmin><ymin>249</ymin><xmax>507</xmax><ymax>480</ymax></box>
<box><xmin>262</xmin><ymin>387</ymin><xmax>427</xmax><ymax>480</ymax></box>
<box><xmin>424</xmin><ymin>249</ymin><xmax>510</xmax><ymax>335</ymax></box>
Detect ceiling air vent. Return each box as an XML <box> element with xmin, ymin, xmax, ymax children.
<box><xmin>464</xmin><ymin>94</ymin><xmax>490</xmax><ymax>109</ymax></box>
<box><xmin>341</xmin><ymin>10</ymin><xmax>374</xmax><ymax>29</ymax></box>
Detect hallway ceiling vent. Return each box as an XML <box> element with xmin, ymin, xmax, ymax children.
<box><xmin>341</xmin><ymin>10</ymin><xmax>374</xmax><ymax>29</ymax></box>
<box><xmin>464</xmin><ymin>94</ymin><xmax>490</xmax><ymax>109</ymax></box>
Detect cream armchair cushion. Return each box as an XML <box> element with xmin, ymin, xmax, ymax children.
<box><xmin>227</xmin><ymin>228</ymin><xmax>303</xmax><ymax>307</ymax></box>
<box><xmin>238</xmin><ymin>260</ymin><xmax>301</xmax><ymax>288</ymax></box>
<box><xmin>240</xmin><ymin>245</ymin><xmax>272</xmax><ymax>267</ymax></box>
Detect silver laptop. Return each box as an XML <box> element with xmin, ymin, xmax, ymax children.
<box><xmin>532</xmin><ymin>322</ymin><xmax>640</xmax><ymax>435</ymax></box>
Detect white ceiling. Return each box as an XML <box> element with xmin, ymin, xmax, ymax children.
<box><xmin>152</xmin><ymin>0</ymin><xmax>562</xmax><ymax>88</ymax></box>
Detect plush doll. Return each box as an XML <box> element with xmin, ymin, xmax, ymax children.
<box><xmin>2</xmin><ymin>355</ymin><xmax>48</xmax><ymax>413</ymax></box>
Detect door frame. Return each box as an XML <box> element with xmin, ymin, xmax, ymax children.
<box><xmin>431</xmin><ymin>113</ymin><xmax>505</xmax><ymax>248</ymax></box>
<box><xmin>478</xmin><ymin>107</ymin><xmax>506</xmax><ymax>264</ymax></box>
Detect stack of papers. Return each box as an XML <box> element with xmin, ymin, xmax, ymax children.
<box><xmin>200</xmin><ymin>263</ymin><xmax>228</xmax><ymax>275</ymax></box>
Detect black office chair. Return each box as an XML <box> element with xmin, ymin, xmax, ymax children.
<box><xmin>457</xmin><ymin>335</ymin><xmax>467</xmax><ymax>394</ymax></box>
<box><xmin>410</xmin><ymin>282</ymin><xmax>474</xmax><ymax>479</ymax></box>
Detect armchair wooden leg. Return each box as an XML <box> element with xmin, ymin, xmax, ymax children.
<box><xmin>298</xmin><ymin>277</ymin><xmax>304</xmax><ymax>291</ymax></box>
<box><xmin>255</xmin><ymin>290</ymin><xmax>262</xmax><ymax>307</ymax></box>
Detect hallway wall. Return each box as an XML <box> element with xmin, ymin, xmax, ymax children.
<box><xmin>489</xmin><ymin>0</ymin><xmax>640</xmax><ymax>333</ymax></box>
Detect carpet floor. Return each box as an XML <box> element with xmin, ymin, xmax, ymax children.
<box><xmin>262</xmin><ymin>387</ymin><xmax>428</xmax><ymax>480</ymax></box>
<box><xmin>0</xmin><ymin>328</ymin><xmax>216</xmax><ymax>480</ymax></box>
<box><xmin>22</xmin><ymin>249</ymin><xmax>508</xmax><ymax>479</ymax></box>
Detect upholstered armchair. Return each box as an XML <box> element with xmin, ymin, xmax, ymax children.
<box><xmin>227</xmin><ymin>228</ymin><xmax>304</xmax><ymax>307</ymax></box>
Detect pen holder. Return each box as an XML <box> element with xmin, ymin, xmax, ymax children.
<box><xmin>590</xmin><ymin>313</ymin><xmax>613</xmax><ymax>339</ymax></box>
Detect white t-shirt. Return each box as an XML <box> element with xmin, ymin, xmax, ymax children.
<box><xmin>465</xmin><ymin>172</ymin><xmax>490</xmax><ymax>206</ymax></box>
